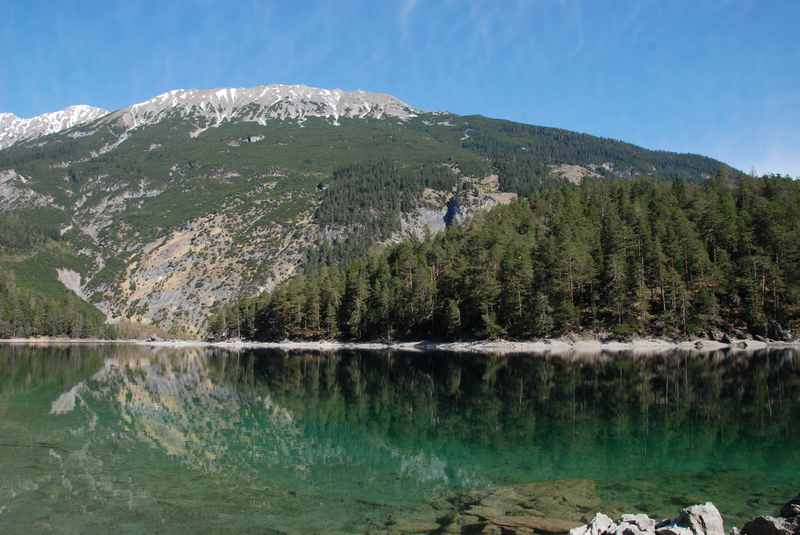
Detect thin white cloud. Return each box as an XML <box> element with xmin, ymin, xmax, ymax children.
<box><xmin>745</xmin><ymin>151</ymin><xmax>800</xmax><ymax>178</ymax></box>
<box><xmin>399</xmin><ymin>0</ymin><xmax>418</xmax><ymax>31</ymax></box>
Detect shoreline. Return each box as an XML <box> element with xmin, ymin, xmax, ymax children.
<box><xmin>1</xmin><ymin>335</ymin><xmax>798</xmax><ymax>355</ymax></box>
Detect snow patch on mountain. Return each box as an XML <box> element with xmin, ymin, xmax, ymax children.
<box><xmin>0</xmin><ymin>105</ymin><xmax>108</xmax><ymax>149</ymax></box>
<box><xmin>105</xmin><ymin>84</ymin><xmax>417</xmax><ymax>135</ymax></box>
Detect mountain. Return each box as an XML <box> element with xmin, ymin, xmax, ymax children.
<box><xmin>109</xmin><ymin>85</ymin><xmax>417</xmax><ymax>131</ymax></box>
<box><xmin>0</xmin><ymin>105</ymin><xmax>108</xmax><ymax>150</ymax></box>
<box><xmin>0</xmin><ymin>84</ymin><xmax>740</xmax><ymax>337</ymax></box>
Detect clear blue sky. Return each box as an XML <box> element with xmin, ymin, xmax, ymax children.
<box><xmin>2</xmin><ymin>0</ymin><xmax>798</xmax><ymax>176</ymax></box>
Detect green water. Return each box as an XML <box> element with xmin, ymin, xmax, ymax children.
<box><xmin>0</xmin><ymin>345</ymin><xmax>797</xmax><ymax>534</ymax></box>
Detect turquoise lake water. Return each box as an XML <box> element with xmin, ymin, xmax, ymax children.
<box><xmin>0</xmin><ymin>345</ymin><xmax>798</xmax><ymax>534</ymax></box>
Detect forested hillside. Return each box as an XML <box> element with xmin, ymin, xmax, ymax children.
<box><xmin>0</xmin><ymin>214</ymin><xmax>113</xmax><ymax>338</ymax></box>
<box><xmin>0</xmin><ymin>85</ymin><xmax>752</xmax><ymax>335</ymax></box>
<box><xmin>209</xmin><ymin>173</ymin><xmax>800</xmax><ymax>341</ymax></box>
<box><xmin>0</xmin><ymin>271</ymin><xmax>113</xmax><ymax>338</ymax></box>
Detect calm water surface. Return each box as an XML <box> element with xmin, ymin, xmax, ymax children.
<box><xmin>0</xmin><ymin>345</ymin><xmax>798</xmax><ymax>534</ymax></box>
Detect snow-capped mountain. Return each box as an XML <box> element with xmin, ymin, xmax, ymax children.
<box><xmin>103</xmin><ymin>84</ymin><xmax>418</xmax><ymax>136</ymax></box>
<box><xmin>0</xmin><ymin>105</ymin><xmax>108</xmax><ymax>149</ymax></box>
<box><xmin>0</xmin><ymin>85</ymin><xmax>416</xmax><ymax>151</ymax></box>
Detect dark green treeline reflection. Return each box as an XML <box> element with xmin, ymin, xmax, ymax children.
<box><xmin>0</xmin><ymin>345</ymin><xmax>798</xmax><ymax>533</ymax></box>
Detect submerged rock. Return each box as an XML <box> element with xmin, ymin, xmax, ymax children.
<box><xmin>492</xmin><ymin>515</ymin><xmax>583</xmax><ymax>533</ymax></box>
<box><xmin>391</xmin><ymin>479</ymin><xmax>598</xmax><ymax>534</ymax></box>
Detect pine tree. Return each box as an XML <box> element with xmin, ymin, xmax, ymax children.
<box><xmin>532</xmin><ymin>292</ymin><xmax>554</xmax><ymax>337</ymax></box>
<box><xmin>445</xmin><ymin>299</ymin><xmax>461</xmax><ymax>337</ymax></box>
<box><xmin>341</xmin><ymin>264</ymin><xmax>368</xmax><ymax>339</ymax></box>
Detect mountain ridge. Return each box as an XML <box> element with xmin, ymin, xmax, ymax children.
<box><xmin>0</xmin><ymin>105</ymin><xmax>108</xmax><ymax>149</ymax></box>
<box><xmin>0</xmin><ymin>84</ymin><xmax>418</xmax><ymax>152</ymax></box>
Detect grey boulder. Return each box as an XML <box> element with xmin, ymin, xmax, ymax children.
<box><xmin>570</xmin><ymin>513</ymin><xmax>617</xmax><ymax>535</ymax></box>
<box><xmin>657</xmin><ymin>503</ymin><xmax>725</xmax><ymax>535</ymax></box>
<box><xmin>742</xmin><ymin>516</ymin><xmax>799</xmax><ymax>535</ymax></box>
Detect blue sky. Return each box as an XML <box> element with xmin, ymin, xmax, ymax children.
<box><xmin>2</xmin><ymin>0</ymin><xmax>798</xmax><ymax>176</ymax></box>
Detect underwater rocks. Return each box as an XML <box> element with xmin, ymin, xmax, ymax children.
<box><xmin>376</xmin><ymin>479</ymin><xmax>605</xmax><ymax>534</ymax></box>
<box><xmin>458</xmin><ymin>479</ymin><xmax>602</xmax><ymax>534</ymax></box>
<box><xmin>375</xmin><ymin>489</ymin><xmax>799</xmax><ymax>535</ymax></box>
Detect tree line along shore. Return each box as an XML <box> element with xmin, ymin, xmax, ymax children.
<box><xmin>207</xmin><ymin>175</ymin><xmax>800</xmax><ymax>344</ymax></box>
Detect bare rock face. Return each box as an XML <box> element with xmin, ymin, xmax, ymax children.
<box><xmin>384</xmin><ymin>479</ymin><xmax>598</xmax><ymax>534</ymax></box>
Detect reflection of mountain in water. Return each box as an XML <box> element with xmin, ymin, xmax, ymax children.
<box><xmin>49</xmin><ymin>348</ymin><xmax>478</xmax><ymax>488</ymax></box>
<box><xmin>43</xmin><ymin>347</ymin><xmax>800</xmax><ymax>484</ymax></box>
<box><xmin>2</xmin><ymin>345</ymin><xmax>798</xmax><ymax>534</ymax></box>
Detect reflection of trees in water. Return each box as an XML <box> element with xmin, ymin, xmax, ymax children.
<box><xmin>6</xmin><ymin>345</ymin><xmax>799</xmax><ymax>482</ymax></box>
<box><xmin>0</xmin><ymin>345</ymin><xmax>106</xmax><ymax>400</ymax></box>
<box><xmin>216</xmin><ymin>349</ymin><xmax>792</xmax><ymax>424</ymax></box>
<box><xmin>28</xmin><ymin>347</ymin><xmax>479</xmax><ymax>489</ymax></box>
<box><xmin>7</xmin><ymin>345</ymin><xmax>797</xmax><ymax>444</ymax></box>
<box><xmin>4</xmin><ymin>346</ymin><xmax>797</xmax><ymax>534</ymax></box>
<box><xmin>207</xmin><ymin>348</ymin><xmax>800</xmax><ymax>478</ymax></box>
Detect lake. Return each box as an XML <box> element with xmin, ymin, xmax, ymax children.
<box><xmin>0</xmin><ymin>345</ymin><xmax>798</xmax><ymax>534</ymax></box>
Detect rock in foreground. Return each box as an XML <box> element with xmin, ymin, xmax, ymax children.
<box><xmin>655</xmin><ymin>503</ymin><xmax>725</xmax><ymax>535</ymax></box>
<box><xmin>374</xmin><ymin>489</ymin><xmax>800</xmax><ymax>535</ymax></box>
<box><xmin>742</xmin><ymin>495</ymin><xmax>800</xmax><ymax>535</ymax></box>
